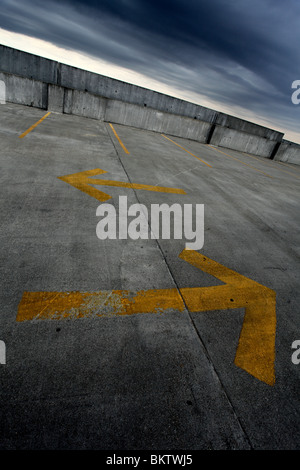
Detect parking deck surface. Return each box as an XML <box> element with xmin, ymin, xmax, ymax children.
<box><xmin>0</xmin><ymin>103</ymin><xmax>299</xmax><ymax>450</ymax></box>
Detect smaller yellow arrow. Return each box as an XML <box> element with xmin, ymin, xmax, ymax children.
<box><xmin>58</xmin><ymin>169</ymin><xmax>186</xmax><ymax>202</ymax></box>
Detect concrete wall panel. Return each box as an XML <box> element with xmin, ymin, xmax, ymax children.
<box><xmin>48</xmin><ymin>84</ymin><xmax>64</xmax><ymax>113</ymax></box>
<box><xmin>210</xmin><ymin>125</ymin><xmax>276</xmax><ymax>158</ymax></box>
<box><xmin>0</xmin><ymin>72</ymin><xmax>47</xmax><ymax>109</ymax></box>
<box><xmin>105</xmin><ymin>100</ymin><xmax>211</xmax><ymax>142</ymax></box>
<box><xmin>63</xmin><ymin>88</ymin><xmax>107</xmax><ymax>120</ymax></box>
<box><xmin>0</xmin><ymin>45</ymin><xmax>59</xmax><ymax>84</ymax></box>
<box><xmin>274</xmin><ymin>140</ymin><xmax>300</xmax><ymax>165</ymax></box>
<box><xmin>216</xmin><ymin>112</ymin><xmax>283</xmax><ymax>141</ymax></box>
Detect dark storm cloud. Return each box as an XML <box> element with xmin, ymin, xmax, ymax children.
<box><xmin>0</xmin><ymin>0</ymin><xmax>299</xmax><ymax>135</ymax></box>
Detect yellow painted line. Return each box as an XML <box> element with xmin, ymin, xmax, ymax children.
<box><xmin>19</xmin><ymin>112</ymin><xmax>51</xmax><ymax>138</ymax></box>
<box><xmin>17</xmin><ymin>288</ymin><xmax>185</xmax><ymax>321</ymax></box>
<box><xmin>276</xmin><ymin>165</ymin><xmax>300</xmax><ymax>180</ymax></box>
<box><xmin>109</xmin><ymin>123</ymin><xmax>130</xmax><ymax>154</ymax></box>
<box><xmin>208</xmin><ymin>145</ymin><xmax>273</xmax><ymax>178</ymax></box>
<box><xmin>162</xmin><ymin>134</ymin><xmax>212</xmax><ymax>167</ymax></box>
<box><xmin>17</xmin><ymin>249</ymin><xmax>276</xmax><ymax>386</ymax></box>
<box><xmin>58</xmin><ymin>168</ymin><xmax>186</xmax><ymax>202</ymax></box>
<box><xmin>277</xmin><ymin>161</ymin><xmax>300</xmax><ymax>172</ymax></box>
<box><xmin>242</xmin><ymin>152</ymin><xmax>300</xmax><ymax>180</ymax></box>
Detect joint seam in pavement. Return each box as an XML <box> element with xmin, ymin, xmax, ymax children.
<box><xmin>104</xmin><ymin>122</ymin><xmax>253</xmax><ymax>449</ymax></box>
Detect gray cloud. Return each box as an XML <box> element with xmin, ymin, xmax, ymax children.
<box><xmin>0</xmin><ymin>0</ymin><xmax>299</xmax><ymax>138</ymax></box>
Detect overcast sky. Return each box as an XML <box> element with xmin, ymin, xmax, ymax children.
<box><xmin>0</xmin><ymin>0</ymin><xmax>299</xmax><ymax>142</ymax></box>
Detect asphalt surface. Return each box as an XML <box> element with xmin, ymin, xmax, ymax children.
<box><xmin>0</xmin><ymin>103</ymin><xmax>299</xmax><ymax>450</ymax></box>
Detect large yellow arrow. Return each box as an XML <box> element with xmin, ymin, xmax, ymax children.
<box><xmin>17</xmin><ymin>249</ymin><xmax>276</xmax><ymax>385</ymax></box>
<box><xmin>58</xmin><ymin>169</ymin><xmax>186</xmax><ymax>202</ymax></box>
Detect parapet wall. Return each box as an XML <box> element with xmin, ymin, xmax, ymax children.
<box><xmin>1</xmin><ymin>45</ymin><xmax>299</xmax><ymax>165</ymax></box>
<box><xmin>273</xmin><ymin>139</ymin><xmax>300</xmax><ymax>165</ymax></box>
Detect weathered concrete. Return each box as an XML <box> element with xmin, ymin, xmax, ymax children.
<box><xmin>0</xmin><ymin>70</ymin><xmax>212</xmax><ymax>142</ymax></box>
<box><xmin>0</xmin><ymin>44</ymin><xmax>292</xmax><ymax>162</ymax></box>
<box><xmin>215</xmin><ymin>112</ymin><xmax>282</xmax><ymax>141</ymax></box>
<box><xmin>0</xmin><ymin>103</ymin><xmax>299</xmax><ymax>450</ymax></box>
<box><xmin>47</xmin><ymin>84</ymin><xmax>64</xmax><ymax>113</ymax></box>
<box><xmin>63</xmin><ymin>88</ymin><xmax>107</xmax><ymax>120</ymax></box>
<box><xmin>0</xmin><ymin>44</ymin><xmax>59</xmax><ymax>83</ymax></box>
<box><xmin>0</xmin><ymin>71</ymin><xmax>47</xmax><ymax>109</ymax></box>
<box><xmin>210</xmin><ymin>112</ymin><xmax>283</xmax><ymax>158</ymax></box>
<box><xmin>106</xmin><ymin>100</ymin><xmax>212</xmax><ymax>142</ymax></box>
<box><xmin>0</xmin><ymin>79</ymin><xmax>5</xmax><ymax>104</ymax></box>
<box><xmin>210</xmin><ymin>125</ymin><xmax>278</xmax><ymax>158</ymax></box>
<box><xmin>274</xmin><ymin>139</ymin><xmax>300</xmax><ymax>165</ymax></box>
<box><xmin>0</xmin><ymin>44</ymin><xmax>217</xmax><ymax>121</ymax></box>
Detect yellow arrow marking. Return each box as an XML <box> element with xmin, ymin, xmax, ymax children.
<box><xmin>58</xmin><ymin>168</ymin><xmax>186</xmax><ymax>202</ymax></box>
<box><xmin>179</xmin><ymin>249</ymin><xmax>276</xmax><ymax>386</ymax></box>
<box><xmin>17</xmin><ymin>249</ymin><xmax>276</xmax><ymax>385</ymax></box>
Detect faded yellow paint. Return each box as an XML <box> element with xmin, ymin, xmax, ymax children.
<box><xmin>179</xmin><ymin>249</ymin><xmax>276</xmax><ymax>386</ymax></box>
<box><xmin>17</xmin><ymin>249</ymin><xmax>276</xmax><ymax>385</ymax></box>
<box><xmin>58</xmin><ymin>168</ymin><xmax>186</xmax><ymax>202</ymax></box>
<box><xmin>234</xmin><ymin>298</ymin><xmax>276</xmax><ymax>386</ymax></box>
<box><xmin>161</xmin><ymin>134</ymin><xmax>212</xmax><ymax>167</ymax></box>
<box><xmin>17</xmin><ymin>288</ymin><xmax>185</xmax><ymax>321</ymax></box>
<box><xmin>242</xmin><ymin>152</ymin><xmax>300</xmax><ymax>180</ymax></box>
<box><xmin>19</xmin><ymin>112</ymin><xmax>51</xmax><ymax>138</ymax></box>
<box><xmin>109</xmin><ymin>123</ymin><xmax>130</xmax><ymax>154</ymax></box>
<box><xmin>208</xmin><ymin>145</ymin><xmax>273</xmax><ymax>178</ymax></box>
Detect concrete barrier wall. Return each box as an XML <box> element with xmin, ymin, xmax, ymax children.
<box><xmin>48</xmin><ymin>84</ymin><xmax>64</xmax><ymax>113</ymax></box>
<box><xmin>4</xmin><ymin>74</ymin><xmax>209</xmax><ymax>141</ymax></box>
<box><xmin>0</xmin><ymin>45</ymin><xmax>59</xmax><ymax>85</ymax></box>
<box><xmin>48</xmin><ymin>81</ymin><xmax>211</xmax><ymax>141</ymax></box>
<box><xmin>105</xmin><ymin>100</ymin><xmax>211</xmax><ymax>142</ymax></box>
<box><xmin>215</xmin><ymin>112</ymin><xmax>281</xmax><ymax>141</ymax></box>
<box><xmin>2</xmin><ymin>45</ymin><xmax>297</xmax><ymax>163</ymax></box>
<box><xmin>210</xmin><ymin>125</ymin><xmax>277</xmax><ymax>158</ymax></box>
<box><xmin>0</xmin><ymin>45</ymin><xmax>217</xmax><ymax>122</ymax></box>
<box><xmin>273</xmin><ymin>140</ymin><xmax>300</xmax><ymax>165</ymax></box>
<box><xmin>63</xmin><ymin>88</ymin><xmax>107</xmax><ymax>120</ymax></box>
<box><xmin>0</xmin><ymin>71</ymin><xmax>47</xmax><ymax>109</ymax></box>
